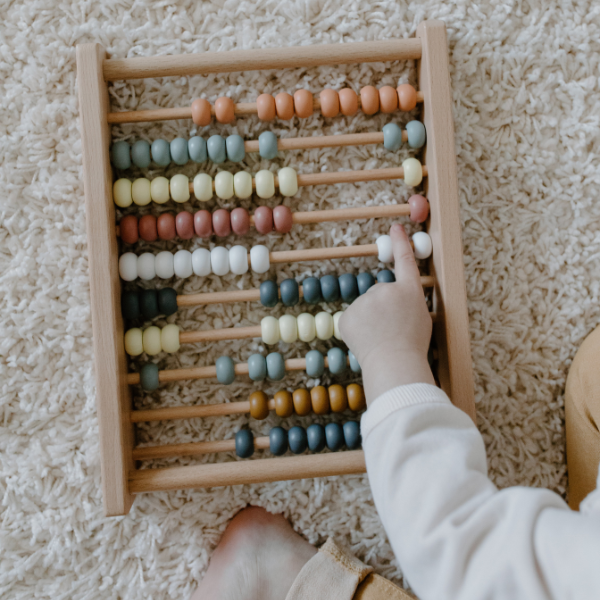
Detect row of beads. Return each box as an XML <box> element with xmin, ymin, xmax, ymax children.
<box><xmin>260</xmin><ymin>311</ymin><xmax>343</xmax><ymax>345</ymax></box>
<box><xmin>235</xmin><ymin>420</ymin><xmax>361</xmax><ymax>458</ymax></box>
<box><xmin>125</xmin><ymin>324</ymin><xmax>180</xmax><ymax>356</ymax></box>
<box><xmin>190</xmin><ymin>84</ymin><xmax>419</xmax><ymax>126</ymax></box>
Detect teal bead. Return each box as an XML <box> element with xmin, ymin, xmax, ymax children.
<box><xmin>288</xmin><ymin>426</ymin><xmax>308</xmax><ymax>454</ymax></box>
<box><xmin>260</xmin><ymin>280</ymin><xmax>279</xmax><ymax>308</ymax></box>
<box><xmin>377</xmin><ymin>269</ymin><xmax>395</xmax><ymax>283</ymax></box>
<box><xmin>357</xmin><ymin>272</ymin><xmax>375</xmax><ymax>295</ymax></box>
<box><xmin>151</xmin><ymin>139</ymin><xmax>171</xmax><ymax>167</ymax></box>
<box><xmin>226</xmin><ymin>135</ymin><xmax>246</xmax><ymax>163</ymax></box>
<box><xmin>320</xmin><ymin>275</ymin><xmax>340</xmax><ymax>302</ymax></box>
<box><xmin>302</xmin><ymin>277</ymin><xmax>322</xmax><ymax>304</ymax></box>
<box><xmin>270</xmin><ymin>427</ymin><xmax>288</xmax><ymax>456</ymax></box>
<box><xmin>266</xmin><ymin>352</ymin><xmax>285</xmax><ymax>381</ymax></box>
<box><xmin>327</xmin><ymin>347</ymin><xmax>347</xmax><ymax>375</ymax></box>
<box><xmin>111</xmin><ymin>141</ymin><xmax>131</xmax><ymax>170</ymax></box>
<box><xmin>248</xmin><ymin>353</ymin><xmax>267</xmax><ymax>381</ymax></box>
<box><xmin>207</xmin><ymin>135</ymin><xmax>226</xmax><ymax>163</ymax></box>
<box><xmin>121</xmin><ymin>291</ymin><xmax>140</xmax><ymax>320</ymax></box>
<box><xmin>131</xmin><ymin>140</ymin><xmax>151</xmax><ymax>168</ymax></box>
<box><xmin>216</xmin><ymin>356</ymin><xmax>236</xmax><ymax>384</ymax></box>
<box><xmin>170</xmin><ymin>138</ymin><xmax>189</xmax><ymax>165</ymax></box>
<box><xmin>382</xmin><ymin>123</ymin><xmax>403</xmax><ymax>151</ymax></box>
<box><xmin>139</xmin><ymin>289</ymin><xmax>159</xmax><ymax>319</ymax></box>
<box><xmin>343</xmin><ymin>421</ymin><xmax>361</xmax><ymax>449</ymax></box>
<box><xmin>157</xmin><ymin>288</ymin><xmax>178</xmax><ymax>316</ymax></box>
<box><xmin>325</xmin><ymin>422</ymin><xmax>344</xmax><ymax>451</ymax></box>
<box><xmin>280</xmin><ymin>279</ymin><xmax>299</xmax><ymax>306</ymax></box>
<box><xmin>406</xmin><ymin>120</ymin><xmax>426</xmax><ymax>149</ymax></box>
<box><xmin>307</xmin><ymin>424</ymin><xmax>326</xmax><ymax>453</ymax></box>
<box><xmin>305</xmin><ymin>350</ymin><xmax>324</xmax><ymax>377</ymax></box>
<box><xmin>258</xmin><ymin>131</ymin><xmax>278</xmax><ymax>160</ymax></box>
<box><xmin>188</xmin><ymin>136</ymin><xmax>207</xmax><ymax>163</ymax></box>
<box><xmin>339</xmin><ymin>274</ymin><xmax>358</xmax><ymax>303</ymax></box>
<box><xmin>235</xmin><ymin>429</ymin><xmax>254</xmax><ymax>458</ymax></box>
<box><xmin>140</xmin><ymin>363</ymin><xmax>159</xmax><ymax>391</ymax></box>
<box><xmin>348</xmin><ymin>350</ymin><xmax>361</xmax><ymax>374</ymax></box>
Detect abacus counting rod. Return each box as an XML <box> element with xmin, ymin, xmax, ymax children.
<box><xmin>133</xmin><ymin>437</ymin><xmax>271</xmax><ymax>460</ymax></box>
<box><xmin>132</xmin><ymin>400</ymin><xmax>254</xmax><ymax>423</ymax></box>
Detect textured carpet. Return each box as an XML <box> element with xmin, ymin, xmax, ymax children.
<box><xmin>2</xmin><ymin>0</ymin><xmax>600</xmax><ymax>597</ymax></box>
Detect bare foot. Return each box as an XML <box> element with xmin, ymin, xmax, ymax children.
<box><xmin>191</xmin><ymin>506</ymin><xmax>317</xmax><ymax>600</ymax></box>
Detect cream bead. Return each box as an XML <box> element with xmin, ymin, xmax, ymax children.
<box><xmin>124</xmin><ymin>328</ymin><xmax>143</xmax><ymax>356</ymax></box>
<box><xmin>137</xmin><ymin>252</ymin><xmax>156</xmax><ymax>280</ymax></box>
<box><xmin>192</xmin><ymin>248</ymin><xmax>212</xmax><ymax>276</ymax></box>
<box><xmin>229</xmin><ymin>245</ymin><xmax>249</xmax><ymax>275</ymax></box>
<box><xmin>315</xmin><ymin>311</ymin><xmax>334</xmax><ymax>340</ymax></box>
<box><xmin>333</xmin><ymin>311</ymin><xmax>344</xmax><ymax>341</ymax></box>
<box><xmin>155</xmin><ymin>251</ymin><xmax>175</xmax><ymax>279</ymax></box>
<box><xmin>113</xmin><ymin>178</ymin><xmax>132</xmax><ymax>208</ymax></box>
<box><xmin>142</xmin><ymin>326</ymin><xmax>162</xmax><ymax>356</ymax></box>
<box><xmin>376</xmin><ymin>235</ymin><xmax>393</xmax><ymax>263</ymax></box>
<box><xmin>277</xmin><ymin>167</ymin><xmax>298</xmax><ymax>197</ymax></box>
<box><xmin>119</xmin><ymin>252</ymin><xmax>138</xmax><ymax>281</ymax></box>
<box><xmin>402</xmin><ymin>158</ymin><xmax>423</xmax><ymax>187</ymax></box>
<box><xmin>412</xmin><ymin>231</ymin><xmax>433</xmax><ymax>259</ymax></box>
<box><xmin>215</xmin><ymin>171</ymin><xmax>234</xmax><ymax>199</ymax></box>
<box><xmin>211</xmin><ymin>246</ymin><xmax>230</xmax><ymax>276</ymax></box>
<box><xmin>233</xmin><ymin>171</ymin><xmax>253</xmax><ymax>199</ymax></box>
<box><xmin>255</xmin><ymin>170</ymin><xmax>275</xmax><ymax>199</ymax></box>
<box><xmin>173</xmin><ymin>249</ymin><xmax>193</xmax><ymax>278</ymax></box>
<box><xmin>131</xmin><ymin>178</ymin><xmax>151</xmax><ymax>206</ymax></box>
<box><xmin>279</xmin><ymin>314</ymin><xmax>298</xmax><ymax>343</ymax></box>
<box><xmin>297</xmin><ymin>313</ymin><xmax>316</xmax><ymax>342</ymax></box>
<box><xmin>170</xmin><ymin>174</ymin><xmax>190</xmax><ymax>203</ymax></box>
<box><xmin>193</xmin><ymin>173</ymin><xmax>213</xmax><ymax>202</ymax></box>
<box><xmin>150</xmin><ymin>176</ymin><xmax>170</xmax><ymax>204</ymax></box>
<box><xmin>161</xmin><ymin>324</ymin><xmax>180</xmax><ymax>354</ymax></box>
<box><xmin>250</xmin><ymin>245</ymin><xmax>270</xmax><ymax>273</ymax></box>
<box><xmin>261</xmin><ymin>316</ymin><xmax>280</xmax><ymax>345</ymax></box>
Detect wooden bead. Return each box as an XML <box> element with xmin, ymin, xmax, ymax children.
<box><xmin>360</xmin><ymin>86</ymin><xmax>379</xmax><ymax>115</ymax></box>
<box><xmin>233</xmin><ymin>171</ymin><xmax>253</xmax><ymax>199</ymax></box>
<box><xmin>215</xmin><ymin>97</ymin><xmax>235</xmax><ymax>124</ymax></box>
<box><xmin>256</xmin><ymin>93</ymin><xmax>276</xmax><ymax>121</ymax></box>
<box><xmin>347</xmin><ymin>384</ymin><xmax>366</xmax><ymax>412</ymax></box>
<box><xmin>261</xmin><ymin>316</ymin><xmax>280</xmax><ymax>345</ymax></box>
<box><xmin>215</xmin><ymin>171</ymin><xmax>234</xmax><ymax>200</ymax></box>
<box><xmin>191</xmin><ymin>98</ymin><xmax>212</xmax><ymax>126</ymax></box>
<box><xmin>193</xmin><ymin>174</ymin><xmax>213</xmax><ymax>202</ymax></box>
<box><xmin>132</xmin><ymin>178</ymin><xmax>151</xmax><ymax>206</ymax></box>
<box><xmin>274</xmin><ymin>390</ymin><xmax>294</xmax><ymax>418</ymax></box>
<box><xmin>277</xmin><ymin>167</ymin><xmax>298</xmax><ymax>197</ymax></box>
<box><xmin>254</xmin><ymin>206</ymin><xmax>274</xmax><ymax>234</ymax></box>
<box><xmin>397</xmin><ymin>83</ymin><xmax>417</xmax><ymax>111</ymax></box>
<box><xmin>175</xmin><ymin>211</ymin><xmax>194</xmax><ymax>239</ymax></box>
<box><xmin>338</xmin><ymin>88</ymin><xmax>358</xmax><ymax>116</ymax></box>
<box><xmin>194</xmin><ymin>210</ymin><xmax>213</xmax><ymax>238</ymax></box>
<box><xmin>113</xmin><ymin>178</ymin><xmax>132</xmax><ymax>208</ymax></box>
<box><xmin>310</xmin><ymin>386</ymin><xmax>330</xmax><ymax>415</ymax></box>
<box><xmin>379</xmin><ymin>85</ymin><xmax>398</xmax><ymax>113</ymax></box>
<box><xmin>292</xmin><ymin>389</ymin><xmax>312</xmax><ymax>416</ymax></box>
<box><xmin>212</xmin><ymin>208</ymin><xmax>231</xmax><ymax>237</ymax></box>
<box><xmin>293</xmin><ymin>89</ymin><xmax>313</xmax><ymax>118</ymax></box>
<box><xmin>161</xmin><ymin>324</ymin><xmax>180</xmax><ymax>353</ymax></box>
<box><xmin>255</xmin><ymin>170</ymin><xmax>275</xmax><ymax>199</ymax></box>
<box><xmin>138</xmin><ymin>215</ymin><xmax>157</xmax><ymax>242</ymax></box>
<box><xmin>170</xmin><ymin>174</ymin><xmax>190</xmax><ymax>203</ymax></box>
<box><xmin>275</xmin><ymin>92</ymin><xmax>294</xmax><ymax>119</ymax></box>
<box><xmin>150</xmin><ymin>176</ymin><xmax>170</xmax><ymax>204</ymax></box>
<box><xmin>273</xmin><ymin>205</ymin><xmax>293</xmax><ymax>233</ymax></box>
<box><xmin>319</xmin><ymin>89</ymin><xmax>339</xmax><ymax>118</ymax></box>
<box><xmin>231</xmin><ymin>207</ymin><xmax>250</xmax><ymax>235</ymax></box>
<box><xmin>408</xmin><ymin>194</ymin><xmax>429</xmax><ymax>223</ymax></box>
<box><xmin>249</xmin><ymin>391</ymin><xmax>270</xmax><ymax>420</ymax></box>
<box><xmin>124</xmin><ymin>328</ymin><xmax>143</xmax><ymax>356</ymax></box>
<box><xmin>402</xmin><ymin>157</ymin><xmax>423</xmax><ymax>187</ymax></box>
<box><xmin>329</xmin><ymin>384</ymin><xmax>348</xmax><ymax>413</ymax></box>
<box><xmin>142</xmin><ymin>326</ymin><xmax>162</xmax><ymax>356</ymax></box>
<box><xmin>157</xmin><ymin>213</ymin><xmax>176</xmax><ymax>240</ymax></box>
<box><xmin>120</xmin><ymin>215</ymin><xmax>139</xmax><ymax>244</ymax></box>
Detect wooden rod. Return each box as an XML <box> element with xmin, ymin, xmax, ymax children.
<box><xmin>133</xmin><ymin>436</ymin><xmax>271</xmax><ymax>460</ymax></box>
<box><xmin>129</xmin><ymin>450</ymin><xmax>367</xmax><ymax>492</ymax></box>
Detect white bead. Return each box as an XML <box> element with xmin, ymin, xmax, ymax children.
<box><xmin>113</xmin><ymin>178</ymin><xmax>132</xmax><ymax>208</ymax></box>
<box><xmin>297</xmin><ymin>313</ymin><xmax>316</xmax><ymax>342</ymax></box>
<box><xmin>261</xmin><ymin>316</ymin><xmax>280</xmax><ymax>345</ymax></box>
<box><xmin>161</xmin><ymin>324</ymin><xmax>180</xmax><ymax>354</ymax></box>
<box><xmin>119</xmin><ymin>252</ymin><xmax>138</xmax><ymax>281</ymax></box>
<box><xmin>402</xmin><ymin>158</ymin><xmax>423</xmax><ymax>187</ymax></box>
<box><xmin>173</xmin><ymin>249</ymin><xmax>193</xmax><ymax>278</ymax></box>
<box><xmin>193</xmin><ymin>173</ymin><xmax>213</xmax><ymax>202</ymax></box>
<box><xmin>279</xmin><ymin>315</ymin><xmax>298</xmax><ymax>343</ymax></box>
<box><xmin>229</xmin><ymin>245</ymin><xmax>249</xmax><ymax>274</ymax></box>
<box><xmin>211</xmin><ymin>246</ymin><xmax>230</xmax><ymax>276</ymax></box>
<box><xmin>333</xmin><ymin>311</ymin><xmax>344</xmax><ymax>341</ymax></box>
<box><xmin>413</xmin><ymin>231</ymin><xmax>433</xmax><ymax>259</ymax></box>
<box><xmin>376</xmin><ymin>235</ymin><xmax>393</xmax><ymax>263</ymax></box>
<box><xmin>137</xmin><ymin>252</ymin><xmax>156</xmax><ymax>280</ymax></box>
<box><xmin>315</xmin><ymin>311</ymin><xmax>334</xmax><ymax>340</ymax></box>
<box><xmin>192</xmin><ymin>248</ymin><xmax>212</xmax><ymax>276</ymax></box>
<box><xmin>155</xmin><ymin>251</ymin><xmax>175</xmax><ymax>279</ymax></box>
<box><xmin>170</xmin><ymin>174</ymin><xmax>190</xmax><ymax>203</ymax></box>
<box><xmin>255</xmin><ymin>170</ymin><xmax>275</xmax><ymax>199</ymax></box>
<box><xmin>124</xmin><ymin>328</ymin><xmax>143</xmax><ymax>356</ymax></box>
<box><xmin>233</xmin><ymin>171</ymin><xmax>252</xmax><ymax>199</ymax></box>
<box><xmin>277</xmin><ymin>167</ymin><xmax>298</xmax><ymax>197</ymax></box>
<box><xmin>250</xmin><ymin>245</ymin><xmax>270</xmax><ymax>273</ymax></box>
<box><xmin>215</xmin><ymin>171</ymin><xmax>234</xmax><ymax>199</ymax></box>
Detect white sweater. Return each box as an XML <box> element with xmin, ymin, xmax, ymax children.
<box><xmin>361</xmin><ymin>384</ymin><xmax>600</xmax><ymax>600</ymax></box>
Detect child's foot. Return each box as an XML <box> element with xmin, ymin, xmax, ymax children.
<box><xmin>191</xmin><ymin>506</ymin><xmax>317</xmax><ymax>600</ymax></box>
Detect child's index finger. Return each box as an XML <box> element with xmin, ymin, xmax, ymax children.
<box><xmin>391</xmin><ymin>223</ymin><xmax>422</xmax><ymax>284</ymax></box>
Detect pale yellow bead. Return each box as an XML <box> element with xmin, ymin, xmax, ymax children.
<box><xmin>279</xmin><ymin>314</ymin><xmax>298</xmax><ymax>344</ymax></box>
<box><xmin>161</xmin><ymin>324</ymin><xmax>180</xmax><ymax>354</ymax></box>
<box><xmin>255</xmin><ymin>170</ymin><xmax>275</xmax><ymax>199</ymax></box>
<box><xmin>170</xmin><ymin>174</ymin><xmax>190</xmax><ymax>203</ymax></box>
<box><xmin>297</xmin><ymin>313</ymin><xmax>316</xmax><ymax>342</ymax></box>
<box><xmin>315</xmin><ymin>311</ymin><xmax>334</xmax><ymax>340</ymax></box>
<box><xmin>193</xmin><ymin>173</ymin><xmax>213</xmax><ymax>202</ymax></box>
<box><xmin>215</xmin><ymin>171</ymin><xmax>234</xmax><ymax>200</ymax></box>
<box><xmin>131</xmin><ymin>178</ymin><xmax>151</xmax><ymax>206</ymax></box>
<box><xmin>142</xmin><ymin>326</ymin><xmax>162</xmax><ymax>356</ymax></box>
<box><xmin>113</xmin><ymin>178</ymin><xmax>132</xmax><ymax>208</ymax></box>
<box><xmin>261</xmin><ymin>316</ymin><xmax>280</xmax><ymax>345</ymax></box>
<box><xmin>277</xmin><ymin>167</ymin><xmax>298</xmax><ymax>197</ymax></box>
<box><xmin>124</xmin><ymin>328</ymin><xmax>143</xmax><ymax>356</ymax></box>
<box><xmin>333</xmin><ymin>311</ymin><xmax>344</xmax><ymax>341</ymax></box>
<box><xmin>150</xmin><ymin>176</ymin><xmax>170</xmax><ymax>204</ymax></box>
<box><xmin>402</xmin><ymin>157</ymin><xmax>423</xmax><ymax>187</ymax></box>
<box><xmin>233</xmin><ymin>171</ymin><xmax>253</xmax><ymax>199</ymax></box>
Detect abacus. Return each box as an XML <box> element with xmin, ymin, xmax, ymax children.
<box><xmin>77</xmin><ymin>20</ymin><xmax>475</xmax><ymax>516</ymax></box>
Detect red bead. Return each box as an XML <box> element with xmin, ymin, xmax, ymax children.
<box><xmin>194</xmin><ymin>210</ymin><xmax>213</xmax><ymax>238</ymax></box>
<box><xmin>138</xmin><ymin>215</ymin><xmax>157</xmax><ymax>242</ymax></box>
<box><xmin>157</xmin><ymin>213</ymin><xmax>176</xmax><ymax>240</ymax></box>
<box><xmin>273</xmin><ymin>205</ymin><xmax>293</xmax><ymax>233</ymax></box>
<box><xmin>212</xmin><ymin>208</ymin><xmax>231</xmax><ymax>237</ymax></box>
<box><xmin>120</xmin><ymin>215</ymin><xmax>138</xmax><ymax>244</ymax></box>
<box><xmin>408</xmin><ymin>195</ymin><xmax>429</xmax><ymax>223</ymax></box>
<box><xmin>175</xmin><ymin>211</ymin><xmax>194</xmax><ymax>239</ymax></box>
<box><xmin>231</xmin><ymin>207</ymin><xmax>250</xmax><ymax>235</ymax></box>
<box><xmin>254</xmin><ymin>206</ymin><xmax>274</xmax><ymax>234</ymax></box>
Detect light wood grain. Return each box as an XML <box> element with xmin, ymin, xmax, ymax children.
<box><xmin>133</xmin><ymin>436</ymin><xmax>271</xmax><ymax>460</ymax></box>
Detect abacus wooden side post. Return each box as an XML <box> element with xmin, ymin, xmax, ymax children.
<box><xmin>417</xmin><ymin>22</ymin><xmax>476</xmax><ymax>420</ymax></box>
<box><xmin>77</xmin><ymin>43</ymin><xmax>135</xmax><ymax>516</ymax></box>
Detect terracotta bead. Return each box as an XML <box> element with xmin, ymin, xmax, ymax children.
<box><xmin>397</xmin><ymin>83</ymin><xmax>417</xmax><ymax>111</ymax></box>
<box><xmin>249</xmin><ymin>391</ymin><xmax>270</xmax><ymax>420</ymax></box>
<box><xmin>338</xmin><ymin>88</ymin><xmax>358</xmax><ymax>116</ymax></box>
<box><xmin>191</xmin><ymin>98</ymin><xmax>211</xmax><ymax>126</ymax></box>
<box><xmin>120</xmin><ymin>215</ymin><xmax>139</xmax><ymax>244</ymax></box>
<box><xmin>310</xmin><ymin>386</ymin><xmax>330</xmax><ymax>415</ymax></box>
<box><xmin>194</xmin><ymin>210</ymin><xmax>213</xmax><ymax>238</ymax></box>
<box><xmin>138</xmin><ymin>215</ymin><xmax>158</xmax><ymax>242</ymax></box>
<box><xmin>274</xmin><ymin>390</ymin><xmax>294</xmax><ymax>418</ymax></box>
<box><xmin>275</xmin><ymin>92</ymin><xmax>294</xmax><ymax>119</ymax></box>
<box><xmin>292</xmin><ymin>388</ymin><xmax>312</xmax><ymax>416</ymax></box>
<box><xmin>293</xmin><ymin>89</ymin><xmax>313</xmax><ymax>118</ymax></box>
<box><xmin>329</xmin><ymin>384</ymin><xmax>348</xmax><ymax>413</ymax></box>
<box><xmin>408</xmin><ymin>194</ymin><xmax>430</xmax><ymax>223</ymax></box>
<box><xmin>212</xmin><ymin>208</ymin><xmax>231</xmax><ymax>237</ymax></box>
<box><xmin>254</xmin><ymin>206</ymin><xmax>274</xmax><ymax>234</ymax></box>
<box><xmin>379</xmin><ymin>85</ymin><xmax>398</xmax><ymax>113</ymax></box>
<box><xmin>319</xmin><ymin>89</ymin><xmax>339</xmax><ymax>118</ymax></box>
<box><xmin>347</xmin><ymin>384</ymin><xmax>366</xmax><ymax>412</ymax></box>
<box><xmin>215</xmin><ymin>97</ymin><xmax>235</xmax><ymax>124</ymax></box>
<box><xmin>231</xmin><ymin>207</ymin><xmax>250</xmax><ymax>235</ymax></box>
<box><xmin>175</xmin><ymin>211</ymin><xmax>194</xmax><ymax>239</ymax></box>
<box><xmin>157</xmin><ymin>213</ymin><xmax>176</xmax><ymax>240</ymax></box>
<box><xmin>256</xmin><ymin>93</ymin><xmax>276</xmax><ymax>121</ymax></box>
<box><xmin>273</xmin><ymin>205</ymin><xmax>293</xmax><ymax>233</ymax></box>
<box><xmin>360</xmin><ymin>85</ymin><xmax>379</xmax><ymax>115</ymax></box>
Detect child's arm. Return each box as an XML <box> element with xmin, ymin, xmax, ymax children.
<box><xmin>339</xmin><ymin>224</ymin><xmax>600</xmax><ymax>600</ymax></box>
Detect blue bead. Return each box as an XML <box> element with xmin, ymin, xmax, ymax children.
<box><xmin>258</xmin><ymin>131</ymin><xmax>278</xmax><ymax>160</ymax></box>
<box><xmin>270</xmin><ymin>427</ymin><xmax>288</xmax><ymax>456</ymax></box>
<box><xmin>216</xmin><ymin>356</ymin><xmax>236</xmax><ymax>384</ymax></box>
<box><xmin>348</xmin><ymin>350</ymin><xmax>361</xmax><ymax>374</ymax></box>
<box><xmin>110</xmin><ymin>141</ymin><xmax>131</xmax><ymax>170</ymax></box>
<box><xmin>327</xmin><ymin>347</ymin><xmax>347</xmax><ymax>375</ymax></box>
<box><xmin>151</xmin><ymin>139</ymin><xmax>171</xmax><ymax>167</ymax></box>
<box><xmin>248</xmin><ymin>353</ymin><xmax>267</xmax><ymax>381</ymax></box>
<box><xmin>382</xmin><ymin>123</ymin><xmax>403</xmax><ymax>151</ymax></box>
<box><xmin>280</xmin><ymin>279</ymin><xmax>299</xmax><ymax>307</ymax></box>
<box><xmin>140</xmin><ymin>363</ymin><xmax>159</xmax><ymax>391</ymax></box>
<box><xmin>357</xmin><ymin>272</ymin><xmax>375</xmax><ymax>295</ymax></box>
<box><xmin>339</xmin><ymin>274</ymin><xmax>358</xmax><ymax>303</ymax></box>
<box><xmin>307</xmin><ymin>423</ymin><xmax>326</xmax><ymax>453</ymax></box>
<box><xmin>377</xmin><ymin>269</ymin><xmax>396</xmax><ymax>283</ymax></box>
<box><xmin>320</xmin><ymin>275</ymin><xmax>340</xmax><ymax>302</ymax></box>
<box><xmin>235</xmin><ymin>429</ymin><xmax>254</xmax><ymax>458</ymax></box>
<box><xmin>131</xmin><ymin>140</ymin><xmax>151</xmax><ymax>168</ymax></box>
<box><xmin>260</xmin><ymin>280</ymin><xmax>279</xmax><ymax>308</ymax></box>
<box><xmin>406</xmin><ymin>120</ymin><xmax>426</xmax><ymax>149</ymax></box>
<box><xmin>288</xmin><ymin>426</ymin><xmax>308</xmax><ymax>454</ymax></box>
<box><xmin>266</xmin><ymin>352</ymin><xmax>285</xmax><ymax>381</ymax></box>
<box><xmin>188</xmin><ymin>136</ymin><xmax>207</xmax><ymax>163</ymax></box>
<box><xmin>207</xmin><ymin>135</ymin><xmax>226</xmax><ymax>163</ymax></box>
<box><xmin>170</xmin><ymin>137</ymin><xmax>189</xmax><ymax>165</ymax></box>
<box><xmin>305</xmin><ymin>350</ymin><xmax>324</xmax><ymax>377</ymax></box>
<box><xmin>226</xmin><ymin>134</ymin><xmax>246</xmax><ymax>163</ymax></box>
<box><xmin>121</xmin><ymin>291</ymin><xmax>140</xmax><ymax>320</ymax></box>
<box><xmin>302</xmin><ymin>277</ymin><xmax>322</xmax><ymax>304</ymax></box>
<box><xmin>343</xmin><ymin>421</ymin><xmax>361</xmax><ymax>449</ymax></box>
<box><xmin>325</xmin><ymin>422</ymin><xmax>345</xmax><ymax>451</ymax></box>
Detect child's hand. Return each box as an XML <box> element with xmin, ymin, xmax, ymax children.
<box><xmin>339</xmin><ymin>223</ymin><xmax>435</xmax><ymax>404</ymax></box>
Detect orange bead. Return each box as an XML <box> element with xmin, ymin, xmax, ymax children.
<box><xmin>292</xmin><ymin>388</ymin><xmax>312</xmax><ymax>416</ymax></box>
<box><xmin>274</xmin><ymin>390</ymin><xmax>294</xmax><ymax>418</ymax></box>
<box><xmin>347</xmin><ymin>384</ymin><xmax>366</xmax><ymax>412</ymax></box>
<box><xmin>379</xmin><ymin>86</ymin><xmax>398</xmax><ymax>113</ymax></box>
<box><xmin>249</xmin><ymin>391</ymin><xmax>269</xmax><ymax>420</ymax></box>
<box><xmin>310</xmin><ymin>386</ymin><xmax>330</xmax><ymax>415</ymax></box>
<box><xmin>191</xmin><ymin>98</ymin><xmax>211</xmax><ymax>126</ymax></box>
<box><xmin>256</xmin><ymin>93</ymin><xmax>276</xmax><ymax>121</ymax></box>
<box><xmin>293</xmin><ymin>89</ymin><xmax>314</xmax><ymax>118</ymax></box>
<box><xmin>275</xmin><ymin>92</ymin><xmax>295</xmax><ymax>119</ymax></box>
<box><xmin>339</xmin><ymin>88</ymin><xmax>358</xmax><ymax>116</ymax></box>
<box><xmin>215</xmin><ymin>96</ymin><xmax>235</xmax><ymax>124</ymax></box>
<box><xmin>360</xmin><ymin>85</ymin><xmax>379</xmax><ymax>115</ymax></box>
<box><xmin>397</xmin><ymin>83</ymin><xmax>417</xmax><ymax>111</ymax></box>
<box><xmin>319</xmin><ymin>89</ymin><xmax>339</xmax><ymax>118</ymax></box>
<box><xmin>328</xmin><ymin>384</ymin><xmax>348</xmax><ymax>413</ymax></box>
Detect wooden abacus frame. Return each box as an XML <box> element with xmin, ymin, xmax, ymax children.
<box><xmin>77</xmin><ymin>20</ymin><xmax>474</xmax><ymax>516</ymax></box>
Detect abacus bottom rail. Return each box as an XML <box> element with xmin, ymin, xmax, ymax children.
<box><xmin>133</xmin><ymin>436</ymin><xmax>271</xmax><ymax>460</ymax></box>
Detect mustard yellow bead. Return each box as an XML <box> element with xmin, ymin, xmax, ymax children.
<box><xmin>132</xmin><ymin>178</ymin><xmax>151</xmax><ymax>206</ymax></box>
<box><xmin>277</xmin><ymin>167</ymin><xmax>298</xmax><ymax>197</ymax></box>
<box><xmin>142</xmin><ymin>326</ymin><xmax>162</xmax><ymax>355</ymax></box>
<box><xmin>279</xmin><ymin>314</ymin><xmax>298</xmax><ymax>343</ymax></box>
<box><xmin>402</xmin><ymin>158</ymin><xmax>423</xmax><ymax>187</ymax></box>
<box><xmin>215</xmin><ymin>171</ymin><xmax>234</xmax><ymax>199</ymax></box>
<box><xmin>297</xmin><ymin>313</ymin><xmax>316</xmax><ymax>342</ymax></box>
<box><xmin>233</xmin><ymin>171</ymin><xmax>253</xmax><ymax>199</ymax></box>
<box><xmin>193</xmin><ymin>173</ymin><xmax>213</xmax><ymax>202</ymax></box>
<box><xmin>150</xmin><ymin>176</ymin><xmax>170</xmax><ymax>204</ymax></box>
<box><xmin>261</xmin><ymin>316</ymin><xmax>280</xmax><ymax>345</ymax></box>
<box><xmin>113</xmin><ymin>178</ymin><xmax>132</xmax><ymax>208</ymax></box>
<box><xmin>333</xmin><ymin>311</ymin><xmax>344</xmax><ymax>341</ymax></box>
<box><xmin>170</xmin><ymin>174</ymin><xmax>190</xmax><ymax>203</ymax></box>
<box><xmin>124</xmin><ymin>328</ymin><xmax>143</xmax><ymax>356</ymax></box>
<box><xmin>255</xmin><ymin>170</ymin><xmax>275</xmax><ymax>199</ymax></box>
<box><xmin>161</xmin><ymin>324</ymin><xmax>180</xmax><ymax>353</ymax></box>
<box><xmin>315</xmin><ymin>312</ymin><xmax>334</xmax><ymax>340</ymax></box>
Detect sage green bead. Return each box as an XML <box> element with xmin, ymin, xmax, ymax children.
<box><xmin>305</xmin><ymin>350</ymin><xmax>324</xmax><ymax>377</ymax></box>
<box><xmin>151</xmin><ymin>139</ymin><xmax>171</xmax><ymax>167</ymax></box>
<box><xmin>131</xmin><ymin>140</ymin><xmax>151</xmax><ymax>168</ymax></box>
<box><xmin>170</xmin><ymin>137</ymin><xmax>189</xmax><ymax>165</ymax></box>
<box><xmin>140</xmin><ymin>363</ymin><xmax>159</xmax><ymax>391</ymax></box>
<box><xmin>266</xmin><ymin>352</ymin><xmax>285</xmax><ymax>381</ymax></box>
<box><xmin>188</xmin><ymin>136</ymin><xmax>207</xmax><ymax>163</ymax></box>
<box><xmin>327</xmin><ymin>347</ymin><xmax>347</xmax><ymax>375</ymax></box>
<box><xmin>207</xmin><ymin>135</ymin><xmax>226</xmax><ymax>163</ymax></box>
<box><xmin>226</xmin><ymin>135</ymin><xmax>246</xmax><ymax>163</ymax></box>
<box><xmin>406</xmin><ymin>120</ymin><xmax>426</xmax><ymax>149</ymax></box>
<box><xmin>348</xmin><ymin>350</ymin><xmax>361</xmax><ymax>373</ymax></box>
<box><xmin>248</xmin><ymin>353</ymin><xmax>267</xmax><ymax>381</ymax></box>
<box><xmin>111</xmin><ymin>141</ymin><xmax>131</xmax><ymax>170</ymax></box>
<box><xmin>382</xmin><ymin>123</ymin><xmax>403</xmax><ymax>151</ymax></box>
<box><xmin>216</xmin><ymin>356</ymin><xmax>236</xmax><ymax>384</ymax></box>
<box><xmin>258</xmin><ymin>131</ymin><xmax>278</xmax><ymax>160</ymax></box>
